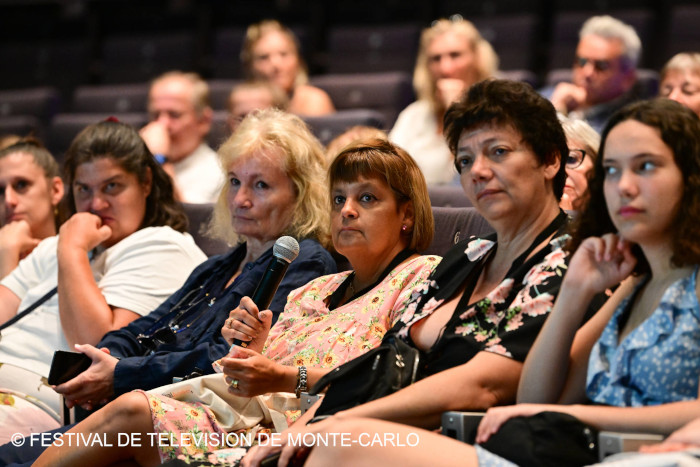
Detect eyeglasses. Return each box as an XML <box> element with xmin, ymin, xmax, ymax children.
<box><xmin>566</xmin><ymin>149</ymin><xmax>587</xmax><ymax>169</ymax></box>
<box><xmin>574</xmin><ymin>56</ymin><xmax>612</xmax><ymax>72</ymax></box>
<box><xmin>136</xmin><ymin>285</ymin><xmax>215</xmax><ymax>354</ymax></box>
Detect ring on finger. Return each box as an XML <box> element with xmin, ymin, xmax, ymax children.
<box><xmin>230</xmin><ymin>379</ymin><xmax>239</xmax><ymax>390</ymax></box>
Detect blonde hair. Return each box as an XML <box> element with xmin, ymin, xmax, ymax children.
<box><xmin>241</xmin><ymin>20</ymin><xmax>309</xmax><ymax>88</ymax></box>
<box><xmin>209</xmin><ymin>108</ymin><xmax>329</xmax><ymax>246</ymax></box>
<box><xmin>558</xmin><ymin>114</ymin><xmax>600</xmax><ymax>163</ymax></box>
<box><xmin>661</xmin><ymin>52</ymin><xmax>700</xmax><ymax>81</ymax></box>
<box><xmin>413</xmin><ymin>18</ymin><xmax>498</xmax><ymax>112</ymax></box>
<box><xmin>151</xmin><ymin>71</ymin><xmax>211</xmax><ymax>114</ymax></box>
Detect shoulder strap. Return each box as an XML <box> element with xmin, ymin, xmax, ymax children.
<box><xmin>0</xmin><ymin>287</ymin><xmax>57</xmax><ymax>332</ymax></box>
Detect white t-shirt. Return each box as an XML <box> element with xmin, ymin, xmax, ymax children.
<box><xmin>389</xmin><ymin>100</ymin><xmax>459</xmax><ymax>186</ymax></box>
<box><xmin>0</xmin><ymin>226</ymin><xmax>207</xmax><ymax>377</ymax></box>
<box><xmin>172</xmin><ymin>143</ymin><xmax>225</xmax><ymax>204</ymax></box>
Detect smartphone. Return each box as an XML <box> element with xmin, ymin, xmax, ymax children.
<box><xmin>441</xmin><ymin>411</ymin><xmax>485</xmax><ymax>444</ymax></box>
<box><xmin>47</xmin><ymin>350</ymin><xmax>92</xmax><ymax>385</ymax></box>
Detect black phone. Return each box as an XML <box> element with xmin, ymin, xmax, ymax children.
<box><xmin>47</xmin><ymin>350</ymin><xmax>92</xmax><ymax>385</ymax></box>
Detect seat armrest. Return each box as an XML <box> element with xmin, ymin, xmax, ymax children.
<box><xmin>441</xmin><ymin>411</ymin><xmax>485</xmax><ymax>444</ymax></box>
<box><xmin>598</xmin><ymin>431</ymin><xmax>664</xmax><ymax>461</ymax></box>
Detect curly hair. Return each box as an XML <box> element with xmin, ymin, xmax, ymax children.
<box><xmin>444</xmin><ymin>79</ymin><xmax>568</xmax><ymax>200</ymax></box>
<box><xmin>329</xmin><ymin>138</ymin><xmax>434</xmax><ymax>251</ymax></box>
<box><xmin>569</xmin><ymin>98</ymin><xmax>700</xmax><ymax>272</ymax></box>
<box><xmin>209</xmin><ymin>108</ymin><xmax>329</xmax><ymax>246</ymax></box>
<box><xmin>63</xmin><ymin>120</ymin><xmax>187</xmax><ymax>232</ymax></box>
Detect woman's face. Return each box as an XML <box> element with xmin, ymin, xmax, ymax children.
<box><xmin>72</xmin><ymin>157</ymin><xmax>151</xmax><ymax>248</ymax></box>
<box><xmin>603</xmin><ymin>119</ymin><xmax>683</xmax><ymax>246</ymax></box>
<box><xmin>562</xmin><ymin>138</ymin><xmax>595</xmax><ymax>211</ymax></box>
<box><xmin>331</xmin><ymin>175</ymin><xmax>411</xmax><ymax>266</ymax></box>
<box><xmin>427</xmin><ymin>31</ymin><xmax>478</xmax><ymax>85</ymax></box>
<box><xmin>660</xmin><ymin>69</ymin><xmax>700</xmax><ymax>117</ymax></box>
<box><xmin>0</xmin><ymin>152</ymin><xmax>63</xmax><ymax>238</ymax></box>
<box><xmin>226</xmin><ymin>149</ymin><xmax>297</xmax><ymax>244</ymax></box>
<box><xmin>456</xmin><ymin>124</ymin><xmax>560</xmax><ymax>226</ymax></box>
<box><xmin>251</xmin><ymin>30</ymin><xmax>299</xmax><ymax>93</ymax></box>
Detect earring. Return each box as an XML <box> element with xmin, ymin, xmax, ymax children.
<box><xmin>401</xmin><ymin>225</ymin><xmax>407</xmax><ymax>232</ymax></box>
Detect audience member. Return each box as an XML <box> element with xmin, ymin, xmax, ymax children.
<box><xmin>0</xmin><ymin>120</ymin><xmax>207</xmax><ymax>439</ymax></box>
<box><xmin>243</xmin><ymin>79</ymin><xmax>572</xmax><ymax>466</ymax></box>
<box><xmin>546</xmin><ymin>15</ymin><xmax>641</xmax><ymax>133</ymax></box>
<box><xmin>660</xmin><ymin>52</ymin><xmax>700</xmax><ymax>117</ymax></box>
<box><xmin>242</xmin><ymin>20</ymin><xmax>334</xmax><ymax>116</ymax></box>
<box><xmin>390</xmin><ymin>17</ymin><xmax>498</xmax><ymax>186</ymax></box>
<box><xmin>558</xmin><ymin>115</ymin><xmax>600</xmax><ymax>213</ymax></box>
<box><xmin>227</xmin><ymin>81</ymin><xmax>288</xmax><ymax>133</ymax></box>
<box><xmin>32</xmin><ymin>138</ymin><xmax>441</xmax><ymax>466</ymax></box>
<box><xmin>325</xmin><ymin>125</ymin><xmax>387</xmax><ymax>162</ymax></box>
<box><xmin>0</xmin><ymin>134</ymin><xmax>20</xmax><ymax>150</ymax></box>
<box><xmin>316</xmin><ymin>98</ymin><xmax>700</xmax><ymax>467</ymax></box>
<box><xmin>140</xmin><ymin>71</ymin><xmax>225</xmax><ymax>204</ymax></box>
<box><xmin>0</xmin><ymin>139</ymin><xmax>66</xmax><ymax>278</ymax></box>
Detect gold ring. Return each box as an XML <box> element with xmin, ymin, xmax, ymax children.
<box><xmin>231</xmin><ymin>379</ymin><xmax>239</xmax><ymax>390</ymax></box>
<box><xmin>227</xmin><ymin>318</ymin><xmax>234</xmax><ymax>329</ymax></box>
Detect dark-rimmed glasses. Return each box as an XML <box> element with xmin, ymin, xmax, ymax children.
<box><xmin>566</xmin><ymin>149</ymin><xmax>587</xmax><ymax>169</ymax></box>
<box><xmin>574</xmin><ymin>56</ymin><xmax>612</xmax><ymax>72</ymax></box>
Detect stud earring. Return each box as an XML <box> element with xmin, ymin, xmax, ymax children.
<box><xmin>401</xmin><ymin>225</ymin><xmax>407</xmax><ymax>232</ymax></box>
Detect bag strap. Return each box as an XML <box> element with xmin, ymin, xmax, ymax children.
<box><xmin>0</xmin><ymin>286</ymin><xmax>57</xmax><ymax>332</ymax></box>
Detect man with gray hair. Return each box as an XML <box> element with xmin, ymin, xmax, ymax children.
<box><xmin>140</xmin><ymin>71</ymin><xmax>224</xmax><ymax>204</ymax></box>
<box><xmin>549</xmin><ymin>15</ymin><xmax>642</xmax><ymax>132</ymax></box>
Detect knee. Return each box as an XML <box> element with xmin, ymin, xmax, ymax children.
<box><xmin>106</xmin><ymin>392</ymin><xmax>150</xmax><ymax>421</ymax></box>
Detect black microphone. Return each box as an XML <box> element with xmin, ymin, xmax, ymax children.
<box><xmin>233</xmin><ymin>236</ymin><xmax>300</xmax><ymax>347</ymax></box>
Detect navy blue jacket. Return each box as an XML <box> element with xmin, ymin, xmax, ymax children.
<box><xmin>100</xmin><ymin>239</ymin><xmax>336</xmax><ymax>396</ymax></box>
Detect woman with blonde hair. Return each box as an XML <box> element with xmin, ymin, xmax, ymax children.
<box><xmin>660</xmin><ymin>52</ymin><xmax>700</xmax><ymax>117</ymax></box>
<box><xmin>390</xmin><ymin>16</ymin><xmax>498</xmax><ymax>185</ymax></box>
<box><xmin>241</xmin><ymin>20</ymin><xmax>334</xmax><ymax>116</ymax></box>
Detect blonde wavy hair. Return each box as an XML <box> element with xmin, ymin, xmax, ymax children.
<box><xmin>413</xmin><ymin>18</ymin><xmax>498</xmax><ymax>112</ymax></box>
<box><xmin>241</xmin><ymin>20</ymin><xmax>309</xmax><ymax>88</ymax></box>
<box><xmin>209</xmin><ymin>108</ymin><xmax>329</xmax><ymax>246</ymax></box>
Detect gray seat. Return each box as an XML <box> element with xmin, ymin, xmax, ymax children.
<box><xmin>428</xmin><ymin>185</ymin><xmax>473</xmax><ymax>208</ymax></box>
<box><xmin>302</xmin><ymin>109</ymin><xmax>386</xmax><ymax>146</ymax></box>
<box><xmin>180</xmin><ymin>203</ymin><xmax>229</xmax><ymax>257</ymax></box>
<box><xmin>72</xmin><ymin>83</ymin><xmax>150</xmax><ymax>113</ymax></box>
<box><xmin>423</xmin><ymin>207</ymin><xmax>493</xmax><ymax>257</ymax></box>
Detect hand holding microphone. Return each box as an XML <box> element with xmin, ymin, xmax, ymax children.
<box><xmin>227</xmin><ymin>236</ymin><xmax>300</xmax><ymax>349</ymax></box>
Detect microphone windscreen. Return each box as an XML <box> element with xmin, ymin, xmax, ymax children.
<box><xmin>273</xmin><ymin>236</ymin><xmax>300</xmax><ymax>263</ymax></box>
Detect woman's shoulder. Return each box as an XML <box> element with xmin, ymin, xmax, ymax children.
<box><xmin>290</xmin><ymin>85</ymin><xmax>335</xmax><ymax>115</ymax></box>
<box><xmin>398</xmin><ymin>254</ymin><xmax>442</xmax><ymax>272</ymax></box>
<box><xmin>108</xmin><ymin>226</ymin><xmax>206</xmax><ymax>259</ymax></box>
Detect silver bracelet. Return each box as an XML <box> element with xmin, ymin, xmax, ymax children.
<box><xmin>295</xmin><ymin>365</ymin><xmax>308</xmax><ymax>398</ymax></box>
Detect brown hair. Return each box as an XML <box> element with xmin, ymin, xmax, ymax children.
<box><xmin>570</xmin><ymin>98</ymin><xmax>700</xmax><ymax>273</ymax></box>
<box><xmin>329</xmin><ymin>138</ymin><xmax>434</xmax><ymax>251</ymax></box>
<box><xmin>63</xmin><ymin>120</ymin><xmax>187</xmax><ymax>232</ymax></box>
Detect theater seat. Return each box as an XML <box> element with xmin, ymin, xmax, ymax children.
<box><xmin>302</xmin><ymin>109</ymin><xmax>386</xmax><ymax>146</ymax></box>
<box><xmin>180</xmin><ymin>203</ymin><xmax>229</xmax><ymax>257</ymax></box>
<box><xmin>424</xmin><ymin>207</ymin><xmax>493</xmax><ymax>257</ymax></box>
<box><xmin>429</xmin><ymin>185</ymin><xmax>473</xmax><ymax>208</ymax></box>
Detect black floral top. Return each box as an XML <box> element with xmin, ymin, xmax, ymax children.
<box><xmin>396</xmin><ymin>227</ymin><xmax>571</xmax><ymax>378</ymax></box>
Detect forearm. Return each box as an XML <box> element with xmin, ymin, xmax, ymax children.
<box><xmin>564</xmin><ymin>401</ymin><xmax>700</xmax><ymax>435</ymax></box>
<box><xmin>517</xmin><ymin>280</ymin><xmax>597</xmax><ymax>403</ymax></box>
<box><xmin>57</xmin><ymin>247</ymin><xmax>115</xmax><ymax>346</ymax></box>
<box><xmin>0</xmin><ymin>246</ymin><xmax>20</xmax><ymax>279</ymax></box>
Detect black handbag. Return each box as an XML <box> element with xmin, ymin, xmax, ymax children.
<box><xmin>309</xmin><ymin>333</ymin><xmax>421</xmax><ymax>418</ymax></box>
<box><xmin>479</xmin><ymin>411</ymin><xmax>599</xmax><ymax>467</ymax></box>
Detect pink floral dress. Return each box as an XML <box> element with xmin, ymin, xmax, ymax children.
<box><xmin>142</xmin><ymin>254</ymin><xmax>440</xmax><ymax>463</ymax></box>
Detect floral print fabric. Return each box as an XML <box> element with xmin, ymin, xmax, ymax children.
<box><xmin>145</xmin><ymin>254</ymin><xmax>440</xmax><ymax>463</ymax></box>
<box><xmin>587</xmin><ymin>267</ymin><xmax>700</xmax><ymax>406</ymax></box>
<box><xmin>398</xmin><ymin>235</ymin><xmax>569</xmax><ymax>363</ymax></box>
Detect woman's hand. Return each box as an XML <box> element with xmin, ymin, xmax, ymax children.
<box><xmin>0</xmin><ymin>220</ymin><xmax>40</xmax><ymax>258</ymax></box>
<box><xmin>53</xmin><ymin>344</ymin><xmax>118</xmax><ymax>411</ymax></box>
<box><xmin>640</xmin><ymin>417</ymin><xmax>700</xmax><ymax>453</ymax></box>
<box><xmin>221</xmin><ymin>296</ymin><xmax>272</xmax><ymax>353</ymax></box>
<box><xmin>565</xmin><ymin>233</ymin><xmax>637</xmax><ymax>295</ymax></box>
<box><xmin>436</xmin><ymin>78</ymin><xmax>468</xmax><ymax>109</ymax></box>
<box><xmin>220</xmin><ymin>346</ymin><xmax>294</xmax><ymax>397</ymax></box>
<box><xmin>57</xmin><ymin>213</ymin><xmax>112</xmax><ymax>253</ymax></box>
<box><xmin>475</xmin><ymin>403</ymin><xmax>562</xmax><ymax>444</ymax></box>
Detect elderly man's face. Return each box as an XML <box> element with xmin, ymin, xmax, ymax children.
<box><xmin>148</xmin><ymin>77</ymin><xmax>211</xmax><ymax>162</ymax></box>
<box><xmin>573</xmin><ymin>35</ymin><xmax>635</xmax><ymax>106</ymax></box>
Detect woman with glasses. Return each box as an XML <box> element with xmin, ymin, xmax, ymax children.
<box><xmin>0</xmin><ymin>120</ymin><xmax>207</xmax><ymax>439</ymax></box>
<box><xmin>660</xmin><ymin>52</ymin><xmax>700</xmax><ymax>118</ymax></box>
<box><xmin>33</xmin><ymin>137</ymin><xmax>441</xmax><ymax>466</ymax></box>
<box><xmin>0</xmin><ymin>138</ymin><xmax>67</xmax><ymax>279</ymax></box>
<box><xmin>559</xmin><ymin>115</ymin><xmax>600</xmax><ymax>214</ymax></box>
<box><xmin>390</xmin><ymin>17</ymin><xmax>498</xmax><ymax>185</ymax></box>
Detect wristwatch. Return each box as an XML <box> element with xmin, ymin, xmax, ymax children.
<box><xmin>295</xmin><ymin>365</ymin><xmax>308</xmax><ymax>398</ymax></box>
